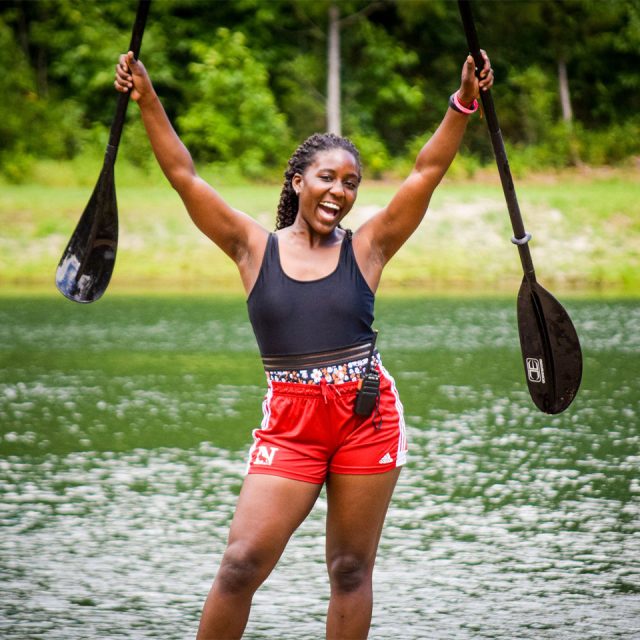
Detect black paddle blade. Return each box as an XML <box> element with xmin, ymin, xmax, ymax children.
<box><xmin>55</xmin><ymin>165</ymin><xmax>118</xmax><ymax>303</ymax></box>
<box><xmin>517</xmin><ymin>278</ymin><xmax>582</xmax><ymax>414</ymax></box>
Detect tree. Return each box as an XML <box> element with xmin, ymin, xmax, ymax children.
<box><xmin>0</xmin><ymin>0</ymin><xmax>638</xmax><ymax>175</ymax></box>
<box><xmin>327</xmin><ymin>4</ymin><xmax>341</xmax><ymax>135</ymax></box>
<box><xmin>177</xmin><ymin>28</ymin><xmax>292</xmax><ymax>176</ymax></box>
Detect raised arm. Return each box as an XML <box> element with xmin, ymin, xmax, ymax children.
<box><xmin>114</xmin><ymin>52</ymin><xmax>266</xmax><ymax>268</ymax></box>
<box><xmin>354</xmin><ymin>53</ymin><xmax>493</xmax><ymax>287</ymax></box>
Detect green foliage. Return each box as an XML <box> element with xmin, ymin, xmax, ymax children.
<box><xmin>1</xmin><ymin>0</ymin><xmax>639</xmax><ymax>176</ymax></box>
<box><xmin>342</xmin><ymin>19</ymin><xmax>425</xmax><ymax>155</ymax></box>
<box><xmin>0</xmin><ymin>20</ymin><xmax>36</xmax><ymax>145</ymax></box>
<box><xmin>348</xmin><ymin>132</ymin><xmax>391</xmax><ymax>179</ymax></box>
<box><xmin>503</xmin><ymin>66</ymin><xmax>556</xmax><ymax>145</ymax></box>
<box><xmin>177</xmin><ymin>29</ymin><xmax>292</xmax><ymax>177</ymax></box>
<box><xmin>275</xmin><ymin>52</ymin><xmax>326</xmax><ymax>139</ymax></box>
<box><xmin>0</xmin><ymin>18</ymin><xmax>84</xmax><ymax>181</ymax></box>
<box><xmin>577</xmin><ymin>121</ymin><xmax>640</xmax><ymax>166</ymax></box>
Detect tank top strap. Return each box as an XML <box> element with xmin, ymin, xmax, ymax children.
<box><xmin>266</xmin><ymin>232</ymin><xmax>278</xmax><ymax>256</ymax></box>
<box><xmin>250</xmin><ymin>233</ymin><xmax>282</xmax><ymax>294</ymax></box>
<box><xmin>340</xmin><ymin>228</ymin><xmax>355</xmax><ymax>267</ymax></box>
<box><xmin>263</xmin><ymin>232</ymin><xmax>281</xmax><ymax>271</ymax></box>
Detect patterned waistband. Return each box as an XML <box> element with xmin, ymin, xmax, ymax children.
<box><xmin>262</xmin><ymin>343</ymin><xmax>379</xmax><ymax>385</ymax></box>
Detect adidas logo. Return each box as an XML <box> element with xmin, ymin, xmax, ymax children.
<box><xmin>378</xmin><ymin>453</ymin><xmax>393</xmax><ymax>464</ymax></box>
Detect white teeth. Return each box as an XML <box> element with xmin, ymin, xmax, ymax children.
<box><xmin>320</xmin><ymin>202</ymin><xmax>340</xmax><ymax>211</ymax></box>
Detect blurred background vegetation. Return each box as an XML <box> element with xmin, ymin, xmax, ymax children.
<box><xmin>1</xmin><ymin>0</ymin><xmax>639</xmax><ymax>182</ymax></box>
<box><xmin>1</xmin><ymin>0</ymin><xmax>638</xmax><ymax>294</ymax></box>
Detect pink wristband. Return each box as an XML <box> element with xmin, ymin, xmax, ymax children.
<box><xmin>450</xmin><ymin>91</ymin><xmax>479</xmax><ymax>115</ymax></box>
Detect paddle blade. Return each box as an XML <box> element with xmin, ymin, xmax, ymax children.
<box><xmin>516</xmin><ymin>279</ymin><xmax>582</xmax><ymax>414</ymax></box>
<box><xmin>56</xmin><ymin>166</ymin><xmax>118</xmax><ymax>303</ymax></box>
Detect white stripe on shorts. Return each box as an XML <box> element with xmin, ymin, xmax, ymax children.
<box><xmin>378</xmin><ymin>360</ymin><xmax>408</xmax><ymax>466</ymax></box>
<box><xmin>244</xmin><ymin>380</ymin><xmax>274</xmax><ymax>476</ymax></box>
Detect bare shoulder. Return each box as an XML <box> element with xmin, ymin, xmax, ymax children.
<box><xmin>352</xmin><ymin>169</ymin><xmax>433</xmax><ymax>269</ymax></box>
<box><xmin>179</xmin><ymin>175</ymin><xmax>269</xmax><ymax>259</ymax></box>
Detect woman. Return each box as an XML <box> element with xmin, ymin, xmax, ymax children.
<box><xmin>115</xmin><ymin>48</ymin><xmax>493</xmax><ymax>639</ymax></box>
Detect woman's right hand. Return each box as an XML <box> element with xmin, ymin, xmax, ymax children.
<box><xmin>114</xmin><ymin>51</ymin><xmax>153</xmax><ymax>103</ymax></box>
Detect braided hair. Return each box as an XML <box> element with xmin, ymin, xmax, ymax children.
<box><xmin>275</xmin><ymin>133</ymin><xmax>362</xmax><ymax>230</ymax></box>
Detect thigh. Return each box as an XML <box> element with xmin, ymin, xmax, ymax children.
<box><xmin>226</xmin><ymin>473</ymin><xmax>323</xmax><ymax>560</ymax></box>
<box><xmin>325</xmin><ymin>469</ymin><xmax>401</xmax><ymax>562</ymax></box>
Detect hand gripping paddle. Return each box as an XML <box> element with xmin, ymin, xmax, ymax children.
<box><xmin>56</xmin><ymin>0</ymin><xmax>151</xmax><ymax>303</ymax></box>
<box><xmin>457</xmin><ymin>0</ymin><xmax>582</xmax><ymax>414</ymax></box>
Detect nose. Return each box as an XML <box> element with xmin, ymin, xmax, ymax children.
<box><xmin>329</xmin><ymin>180</ymin><xmax>345</xmax><ymax>197</ymax></box>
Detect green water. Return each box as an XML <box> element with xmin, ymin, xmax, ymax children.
<box><xmin>1</xmin><ymin>295</ymin><xmax>639</xmax><ymax>638</ymax></box>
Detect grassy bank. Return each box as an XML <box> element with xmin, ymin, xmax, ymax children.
<box><xmin>1</xmin><ymin>159</ymin><xmax>638</xmax><ymax>295</ymax></box>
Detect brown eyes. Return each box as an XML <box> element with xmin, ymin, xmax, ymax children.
<box><xmin>319</xmin><ymin>175</ymin><xmax>358</xmax><ymax>190</ymax></box>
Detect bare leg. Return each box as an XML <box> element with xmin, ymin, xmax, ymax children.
<box><xmin>325</xmin><ymin>468</ymin><xmax>401</xmax><ymax>640</ymax></box>
<box><xmin>196</xmin><ymin>474</ymin><xmax>322</xmax><ymax>640</ymax></box>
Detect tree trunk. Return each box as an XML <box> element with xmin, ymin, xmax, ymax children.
<box><xmin>557</xmin><ymin>57</ymin><xmax>573</xmax><ymax>124</ymax></box>
<box><xmin>557</xmin><ymin>56</ymin><xmax>582</xmax><ymax>166</ymax></box>
<box><xmin>327</xmin><ymin>4</ymin><xmax>341</xmax><ymax>135</ymax></box>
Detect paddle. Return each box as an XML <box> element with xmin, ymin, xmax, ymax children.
<box><xmin>457</xmin><ymin>0</ymin><xmax>582</xmax><ymax>414</ymax></box>
<box><xmin>56</xmin><ymin>0</ymin><xmax>151</xmax><ymax>303</ymax></box>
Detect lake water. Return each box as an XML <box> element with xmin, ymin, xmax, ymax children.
<box><xmin>1</xmin><ymin>295</ymin><xmax>639</xmax><ymax>639</ymax></box>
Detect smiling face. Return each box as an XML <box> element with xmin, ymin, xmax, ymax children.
<box><xmin>291</xmin><ymin>148</ymin><xmax>361</xmax><ymax>235</ymax></box>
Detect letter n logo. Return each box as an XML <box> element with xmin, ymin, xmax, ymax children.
<box><xmin>254</xmin><ymin>445</ymin><xmax>279</xmax><ymax>466</ymax></box>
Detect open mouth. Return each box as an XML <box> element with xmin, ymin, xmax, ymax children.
<box><xmin>318</xmin><ymin>201</ymin><xmax>341</xmax><ymax>218</ymax></box>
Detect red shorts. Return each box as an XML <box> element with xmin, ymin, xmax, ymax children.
<box><xmin>245</xmin><ymin>363</ymin><xmax>408</xmax><ymax>484</ymax></box>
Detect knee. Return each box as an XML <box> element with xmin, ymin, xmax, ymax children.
<box><xmin>215</xmin><ymin>546</ymin><xmax>266</xmax><ymax>595</ymax></box>
<box><xmin>327</xmin><ymin>554</ymin><xmax>372</xmax><ymax>594</ymax></box>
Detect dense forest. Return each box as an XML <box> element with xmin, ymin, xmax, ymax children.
<box><xmin>1</xmin><ymin>0</ymin><xmax>639</xmax><ymax>181</ymax></box>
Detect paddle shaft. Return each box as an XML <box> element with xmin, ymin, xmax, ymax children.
<box><xmin>55</xmin><ymin>0</ymin><xmax>150</xmax><ymax>303</ymax></box>
<box><xmin>106</xmin><ymin>0</ymin><xmax>151</xmax><ymax>164</ymax></box>
<box><xmin>457</xmin><ymin>0</ymin><xmax>536</xmax><ymax>283</ymax></box>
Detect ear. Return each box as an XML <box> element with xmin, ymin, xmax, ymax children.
<box><xmin>291</xmin><ymin>173</ymin><xmax>303</xmax><ymax>195</ymax></box>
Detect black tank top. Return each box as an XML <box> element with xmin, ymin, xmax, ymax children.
<box><xmin>247</xmin><ymin>231</ymin><xmax>375</xmax><ymax>357</ymax></box>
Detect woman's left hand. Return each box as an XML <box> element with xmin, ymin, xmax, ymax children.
<box><xmin>458</xmin><ymin>50</ymin><xmax>494</xmax><ymax>105</ymax></box>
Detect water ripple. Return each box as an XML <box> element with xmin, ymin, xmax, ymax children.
<box><xmin>1</xmin><ymin>297</ymin><xmax>638</xmax><ymax>638</ymax></box>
